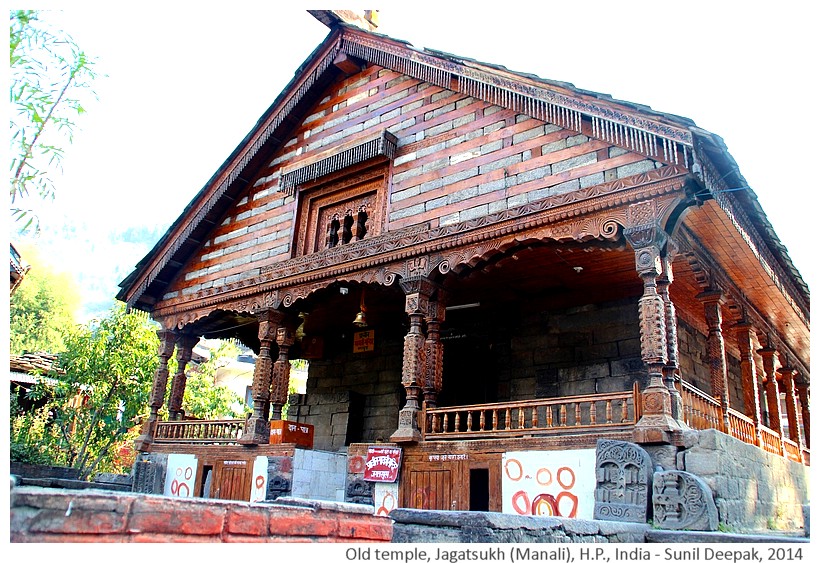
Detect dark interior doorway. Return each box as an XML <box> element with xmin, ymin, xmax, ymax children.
<box><xmin>469</xmin><ymin>468</ymin><xmax>490</xmax><ymax>511</ymax></box>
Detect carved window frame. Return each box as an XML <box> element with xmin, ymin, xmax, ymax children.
<box><xmin>292</xmin><ymin>161</ymin><xmax>389</xmax><ymax>256</ymax></box>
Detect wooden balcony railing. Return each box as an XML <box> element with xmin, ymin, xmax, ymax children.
<box><xmin>421</xmin><ymin>384</ymin><xmax>640</xmax><ymax>441</ymax></box>
<box><xmin>147</xmin><ymin>381</ymin><xmax>808</xmax><ymax>467</ymax></box>
<box><xmin>680</xmin><ymin>380</ymin><xmax>809</xmax><ymax>465</ymax></box>
<box><xmin>759</xmin><ymin>424</ymin><xmax>783</xmax><ymax>457</ymax></box>
<box><xmin>680</xmin><ymin>382</ymin><xmax>724</xmax><ymax>432</ymax></box>
<box><xmin>783</xmin><ymin>438</ymin><xmax>803</xmax><ymax>463</ymax></box>
<box><xmin>154</xmin><ymin>419</ymin><xmax>245</xmax><ymax>444</ymax></box>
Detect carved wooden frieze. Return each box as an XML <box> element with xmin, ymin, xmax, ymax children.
<box><xmin>280</xmin><ymin>130</ymin><xmax>397</xmax><ymax>195</ymax></box>
<box><xmin>152</xmin><ymin>168</ymin><xmax>690</xmax><ymax>329</ymax></box>
<box><xmin>340</xmin><ymin>32</ymin><xmax>693</xmax><ymax>151</ymax></box>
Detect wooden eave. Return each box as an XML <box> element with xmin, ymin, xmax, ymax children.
<box><xmin>117</xmin><ymin>24</ymin><xmax>809</xmax><ymax>358</ymax></box>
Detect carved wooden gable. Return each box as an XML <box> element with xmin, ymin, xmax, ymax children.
<box><xmin>154</xmin><ymin>43</ymin><xmax>691</xmax><ymax>315</ymax></box>
<box><xmin>124</xmin><ymin>26</ymin><xmax>701</xmax><ymax>320</ymax></box>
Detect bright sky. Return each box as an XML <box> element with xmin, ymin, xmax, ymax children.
<box><xmin>11</xmin><ymin>1</ymin><xmax>818</xmax><ymax>320</ymax></box>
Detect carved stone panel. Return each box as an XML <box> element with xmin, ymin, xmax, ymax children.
<box><xmin>132</xmin><ymin>453</ymin><xmax>167</xmax><ymax>495</ymax></box>
<box><xmin>652</xmin><ymin>470</ymin><xmax>718</xmax><ymax>531</ymax></box>
<box><xmin>345</xmin><ymin>477</ymin><xmax>374</xmax><ymax>505</ymax></box>
<box><xmin>593</xmin><ymin>439</ymin><xmax>653</xmax><ymax>523</ymax></box>
<box><xmin>266</xmin><ymin>455</ymin><xmax>294</xmax><ymax>501</ymax></box>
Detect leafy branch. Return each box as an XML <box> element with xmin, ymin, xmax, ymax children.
<box><xmin>9</xmin><ymin>10</ymin><xmax>99</xmax><ymax>233</ymax></box>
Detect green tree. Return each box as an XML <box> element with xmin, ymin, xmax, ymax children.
<box><xmin>9</xmin><ymin>243</ymin><xmax>81</xmax><ymax>354</ymax></box>
<box><xmin>10</xmin><ymin>302</ymin><xmax>159</xmax><ymax>479</ymax></box>
<box><xmin>177</xmin><ymin>340</ymin><xmax>249</xmax><ymax>420</ymax></box>
<box><xmin>9</xmin><ymin>9</ymin><xmax>98</xmax><ymax>232</ymax></box>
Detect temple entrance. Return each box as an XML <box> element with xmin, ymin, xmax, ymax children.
<box><xmin>195</xmin><ymin>456</ymin><xmax>254</xmax><ymax>501</ymax></box>
<box><xmin>400</xmin><ymin>452</ymin><xmax>503</xmax><ymax>512</ymax></box>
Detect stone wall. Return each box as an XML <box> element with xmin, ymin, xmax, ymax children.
<box><xmin>291</xmin><ymin>331</ymin><xmax>403</xmax><ymax>449</ymax></box>
<box><xmin>524</xmin><ymin>299</ymin><xmax>646</xmax><ymax>399</ymax></box>
<box><xmin>291</xmin><ymin>449</ymin><xmax>348</xmax><ymax>502</ymax></box>
<box><xmin>390</xmin><ymin>509</ymin><xmax>648</xmax><ymax>543</ymax></box>
<box><xmin>9</xmin><ymin>486</ymin><xmax>393</xmax><ymax>543</ymax></box>
<box><xmin>677</xmin><ymin>319</ymin><xmax>744</xmax><ymax>410</ymax></box>
<box><xmin>678</xmin><ymin>429</ymin><xmax>810</xmax><ymax>533</ymax></box>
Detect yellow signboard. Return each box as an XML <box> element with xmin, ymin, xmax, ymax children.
<box><xmin>353</xmin><ymin>330</ymin><xmax>375</xmax><ymax>353</ymax></box>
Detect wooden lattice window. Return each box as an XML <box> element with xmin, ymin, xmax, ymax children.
<box><xmin>285</xmin><ymin>131</ymin><xmax>395</xmax><ymax>256</ymax></box>
<box><xmin>293</xmin><ymin>162</ymin><xmax>388</xmax><ymax>256</ymax></box>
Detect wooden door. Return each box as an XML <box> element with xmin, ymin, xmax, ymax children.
<box><xmin>402</xmin><ymin>466</ymin><xmax>458</xmax><ymax>510</ymax></box>
<box><xmin>400</xmin><ymin>453</ymin><xmax>503</xmax><ymax>512</ymax></box>
<box><xmin>196</xmin><ymin>459</ymin><xmax>252</xmax><ymax>501</ymax></box>
<box><xmin>217</xmin><ymin>463</ymin><xmax>250</xmax><ymax>501</ymax></box>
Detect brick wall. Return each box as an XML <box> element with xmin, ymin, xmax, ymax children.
<box><xmin>10</xmin><ymin>486</ymin><xmax>392</xmax><ymax>543</ymax></box>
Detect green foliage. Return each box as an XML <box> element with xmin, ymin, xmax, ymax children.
<box><xmin>178</xmin><ymin>340</ymin><xmax>250</xmax><ymax>420</ymax></box>
<box><xmin>9</xmin><ymin>243</ymin><xmax>82</xmax><ymax>354</ymax></box>
<box><xmin>10</xmin><ymin>389</ymin><xmax>56</xmax><ymax>465</ymax></box>
<box><xmin>10</xmin><ymin>303</ymin><xmax>159</xmax><ymax>479</ymax></box>
<box><xmin>9</xmin><ymin>9</ymin><xmax>99</xmax><ymax>232</ymax></box>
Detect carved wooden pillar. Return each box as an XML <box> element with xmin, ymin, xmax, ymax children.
<box><xmin>269</xmin><ymin>323</ymin><xmax>296</xmax><ymax>421</ymax></box>
<box><xmin>657</xmin><ymin>254</ymin><xmax>684</xmax><ymax>424</ymax></box>
<box><xmin>423</xmin><ymin>296</ymin><xmax>446</xmax><ymax>409</ymax></box>
<box><xmin>796</xmin><ymin>382</ymin><xmax>810</xmax><ymax>449</ymax></box>
<box><xmin>240</xmin><ymin>309</ymin><xmax>281</xmax><ymax>445</ymax></box>
<box><xmin>167</xmin><ymin>335</ymin><xmax>199</xmax><ymax>421</ymax></box>
<box><xmin>698</xmin><ymin>289</ymin><xmax>730</xmax><ymax>432</ymax></box>
<box><xmin>391</xmin><ymin>277</ymin><xmax>435</xmax><ymax>443</ymax></box>
<box><xmin>758</xmin><ymin>347</ymin><xmax>784</xmax><ymax>441</ymax></box>
<box><xmin>135</xmin><ymin>330</ymin><xmax>177</xmax><ymax>451</ymax></box>
<box><xmin>779</xmin><ymin>366</ymin><xmax>803</xmax><ymax>447</ymax></box>
<box><xmin>734</xmin><ymin>320</ymin><xmax>762</xmax><ymax>446</ymax></box>
<box><xmin>624</xmin><ymin>203</ymin><xmax>680</xmax><ymax>444</ymax></box>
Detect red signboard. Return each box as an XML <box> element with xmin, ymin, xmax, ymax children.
<box><xmin>363</xmin><ymin>446</ymin><xmax>402</xmax><ymax>482</ymax></box>
<box><xmin>269</xmin><ymin>420</ymin><xmax>314</xmax><ymax>448</ymax></box>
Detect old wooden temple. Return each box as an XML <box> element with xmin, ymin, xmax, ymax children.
<box><xmin>117</xmin><ymin>10</ymin><xmax>809</xmax><ymax>529</ymax></box>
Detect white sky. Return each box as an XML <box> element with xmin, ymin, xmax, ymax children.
<box><xmin>10</xmin><ymin>1</ymin><xmax>818</xmax><ymax>319</ymax></box>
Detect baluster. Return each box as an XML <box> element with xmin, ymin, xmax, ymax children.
<box><xmin>455</xmin><ymin>412</ymin><xmax>461</xmax><ymax>432</ymax></box>
<box><xmin>560</xmin><ymin>404</ymin><xmax>567</xmax><ymax>426</ymax></box>
<box><xmin>467</xmin><ymin>411</ymin><xmax>473</xmax><ymax>431</ymax></box>
<box><xmin>505</xmin><ymin>407</ymin><xmax>512</xmax><ymax>430</ymax></box>
<box><xmin>606</xmin><ymin>400</ymin><xmax>613</xmax><ymax>423</ymax></box>
<box><xmin>546</xmin><ymin>405</ymin><xmax>553</xmax><ymax>427</ymax></box>
<box><xmin>493</xmin><ymin>409</ymin><xmax>498</xmax><ymax>430</ymax></box>
<box><xmin>590</xmin><ymin>401</ymin><xmax>597</xmax><ymax>425</ymax></box>
<box><xmin>531</xmin><ymin>406</ymin><xmax>538</xmax><ymax>429</ymax></box>
<box><xmin>621</xmin><ymin>399</ymin><xmax>628</xmax><ymax>423</ymax></box>
<box><xmin>574</xmin><ymin>402</ymin><xmax>581</xmax><ymax>426</ymax></box>
<box><xmin>480</xmin><ymin>410</ymin><xmax>486</xmax><ymax>431</ymax></box>
<box><xmin>518</xmin><ymin>407</ymin><xmax>525</xmax><ymax>429</ymax></box>
<box><xmin>444</xmin><ymin>413</ymin><xmax>450</xmax><ymax>433</ymax></box>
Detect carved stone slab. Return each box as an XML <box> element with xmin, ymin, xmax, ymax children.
<box><xmin>132</xmin><ymin>453</ymin><xmax>167</xmax><ymax>495</ymax></box>
<box><xmin>593</xmin><ymin>439</ymin><xmax>653</xmax><ymax>523</ymax></box>
<box><xmin>652</xmin><ymin>470</ymin><xmax>719</xmax><ymax>531</ymax></box>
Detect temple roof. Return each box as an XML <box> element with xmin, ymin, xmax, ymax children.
<box><xmin>116</xmin><ymin>20</ymin><xmax>809</xmax><ymax>324</ymax></box>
